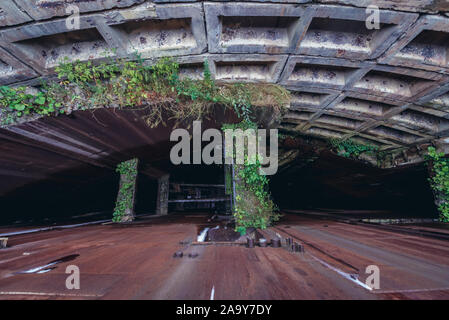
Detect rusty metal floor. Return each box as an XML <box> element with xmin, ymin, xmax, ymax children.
<box><xmin>0</xmin><ymin>214</ymin><xmax>448</xmax><ymax>300</ymax></box>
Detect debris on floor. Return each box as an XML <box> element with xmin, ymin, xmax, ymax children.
<box><xmin>207</xmin><ymin>226</ymin><xmax>241</xmax><ymax>242</ymax></box>
<box><xmin>0</xmin><ymin>237</ymin><xmax>7</xmax><ymax>248</ymax></box>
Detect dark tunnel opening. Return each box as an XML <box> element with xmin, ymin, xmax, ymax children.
<box><xmin>0</xmin><ymin>150</ymin><xmax>439</xmax><ymax>226</ymax></box>
<box><xmin>0</xmin><ymin>162</ymin><xmax>230</xmax><ymax>225</ymax></box>
<box><xmin>270</xmin><ymin>151</ymin><xmax>438</xmax><ymax>220</ymax></box>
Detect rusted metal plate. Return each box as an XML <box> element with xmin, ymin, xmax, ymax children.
<box><xmin>1</xmin><ymin>214</ymin><xmax>448</xmax><ymax>299</ymax></box>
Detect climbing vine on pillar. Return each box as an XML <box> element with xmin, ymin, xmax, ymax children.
<box><xmin>113</xmin><ymin>158</ymin><xmax>138</xmax><ymax>223</ymax></box>
<box><xmin>426</xmin><ymin>146</ymin><xmax>449</xmax><ymax>222</ymax></box>
<box><xmin>222</xmin><ymin>122</ymin><xmax>280</xmax><ymax>235</ymax></box>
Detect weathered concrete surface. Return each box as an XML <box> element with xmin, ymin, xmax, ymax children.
<box><xmin>209</xmin><ymin>53</ymin><xmax>288</xmax><ymax>83</ymax></box>
<box><xmin>103</xmin><ymin>3</ymin><xmax>207</xmax><ymax>59</ymax></box>
<box><xmin>318</xmin><ymin>0</ymin><xmax>449</xmax><ymax>14</ymax></box>
<box><xmin>0</xmin><ymin>1</ymin><xmax>449</xmax><ymax>165</ymax></box>
<box><xmin>15</xmin><ymin>0</ymin><xmax>146</xmax><ymax>21</ymax></box>
<box><xmin>379</xmin><ymin>15</ymin><xmax>449</xmax><ymax>73</ymax></box>
<box><xmin>156</xmin><ymin>174</ymin><xmax>170</xmax><ymax>215</ymax></box>
<box><xmin>0</xmin><ymin>214</ymin><xmax>448</xmax><ymax>299</ymax></box>
<box><xmin>298</xmin><ymin>5</ymin><xmax>417</xmax><ymax>60</ymax></box>
<box><xmin>205</xmin><ymin>2</ymin><xmax>308</xmax><ymax>54</ymax></box>
<box><xmin>0</xmin><ymin>1</ymin><xmax>32</xmax><ymax>27</ymax></box>
<box><xmin>0</xmin><ymin>47</ymin><xmax>38</xmax><ymax>85</ymax></box>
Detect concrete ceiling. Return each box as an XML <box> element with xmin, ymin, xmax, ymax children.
<box><xmin>1</xmin><ymin>0</ymin><xmax>449</xmax><ymax>166</ymax></box>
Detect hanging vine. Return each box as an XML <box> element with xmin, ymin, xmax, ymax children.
<box><xmin>0</xmin><ymin>54</ymin><xmax>290</xmax><ymax>127</ymax></box>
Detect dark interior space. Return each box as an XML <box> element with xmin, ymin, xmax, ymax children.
<box><xmin>0</xmin><ymin>108</ymin><xmax>439</xmax><ymax>226</ymax></box>
<box><xmin>134</xmin><ymin>173</ymin><xmax>158</xmax><ymax>215</ymax></box>
<box><xmin>169</xmin><ymin>164</ymin><xmax>225</xmax><ymax>185</ymax></box>
<box><xmin>0</xmin><ymin>170</ymin><xmax>119</xmax><ymax>225</ymax></box>
<box><xmin>134</xmin><ymin>164</ymin><xmax>227</xmax><ymax>215</ymax></box>
<box><xmin>271</xmin><ymin>150</ymin><xmax>438</xmax><ymax>219</ymax></box>
<box><xmin>0</xmin><ymin>145</ymin><xmax>438</xmax><ymax>226</ymax></box>
<box><xmin>166</xmin><ymin>164</ymin><xmax>227</xmax><ymax>214</ymax></box>
<box><xmin>0</xmin><ymin>162</ymin><xmax>229</xmax><ymax>225</ymax></box>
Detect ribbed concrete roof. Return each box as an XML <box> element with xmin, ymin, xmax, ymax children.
<box><xmin>1</xmin><ymin>0</ymin><xmax>449</xmax><ymax>166</ymax></box>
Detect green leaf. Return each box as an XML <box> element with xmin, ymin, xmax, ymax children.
<box><xmin>35</xmin><ymin>96</ymin><xmax>46</xmax><ymax>105</ymax></box>
<box><xmin>14</xmin><ymin>104</ymin><xmax>26</xmax><ymax>111</ymax></box>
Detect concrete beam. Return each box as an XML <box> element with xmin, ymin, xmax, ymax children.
<box><xmin>0</xmin><ymin>14</ymin><xmax>114</xmax><ymax>74</ymax></box>
<box><xmin>209</xmin><ymin>53</ymin><xmax>287</xmax><ymax>83</ymax></box>
<box><xmin>286</xmin><ymin>86</ymin><xmax>340</xmax><ymax>111</ymax></box>
<box><xmin>279</xmin><ymin>55</ymin><xmax>373</xmax><ymax>90</ymax></box>
<box><xmin>379</xmin><ymin>15</ymin><xmax>449</xmax><ymax>74</ymax></box>
<box><xmin>0</xmin><ymin>1</ymin><xmax>32</xmax><ymax>27</ymax></box>
<box><xmin>386</xmin><ymin>108</ymin><xmax>449</xmax><ymax>135</ymax></box>
<box><xmin>14</xmin><ymin>0</ymin><xmax>145</xmax><ymax>21</ymax></box>
<box><xmin>327</xmin><ymin>92</ymin><xmax>403</xmax><ymax>121</ymax></box>
<box><xmin>297</xmin><ymin>5</ymin><xmax>418</xmax><ymax>60</ymax></box>
<box><xmin>316</xmin><ymin>0</ymin><xmax>446</xmax><ymax>13</ymax></box>
<box><xmin>103</xmin><ymin>2</ymin><xmax>207</xmax><ymax>59</ymax></box>
<box><xmin>205</xmin><ymin>2</ymin><xmax>309</xmax><ymax>54</ymax></box>
<box><xmin>350</xmin><ymin>64</ymin><xmax>444</xmax><ymax>102</ymax></box>
<box><xmin>0</xmin><ymin>46</ymin><xmax>39</xmax><ymax>85</ymax></box>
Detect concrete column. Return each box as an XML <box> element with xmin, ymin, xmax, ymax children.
<box><xmin>114</xmin><ymin>159</ymin><xmax>138</xmax><ymax>223</ymax></box>
<box><xmin>156</xmin><ymin>174</ymin><xmax>170</xmax><ymax>215</ymax></box>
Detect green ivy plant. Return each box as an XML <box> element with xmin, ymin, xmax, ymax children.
<box><xmin>329</xmin><ymin>138</ymin><xmax>379</xmax><ymax>159</ymax></box>
<box><xmin>113</xmin><ymin>159</ymin><xmax>138</xmax><ymax>223</ymax></box>
<box><xmin>222</xmin><ymin>121</ymin><xmax>280</xmax><ymax>235</ymax></box>
<box><xmin>0</xmin><ymin>86</ymin><xmax>63</xmax><ymax>124</ymax></box>
<box><xmin>0</xmin><ymin>54</ymin><xmax>289</xmax><ymax>127</ymax></box>
<box><xmin>425</xmin><ymin>146</ymin><xmax>449</xmax><ymax>222</ymax></box>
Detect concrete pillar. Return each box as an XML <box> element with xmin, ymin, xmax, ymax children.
<box><xmin>114</xmin><ymin>159</ymin><xmax>138</xmax><ymax>223</ymax></box>
<box><xmin>156</xmin><ymin>174</ymin><xmax>170</xmax><ymax>215</ymax></box>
